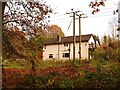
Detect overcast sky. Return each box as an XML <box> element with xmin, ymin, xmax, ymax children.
<box><xmin>45</xmin><ymin>0</ymin><xmax>119</xmax><ymax>38</ymax></box>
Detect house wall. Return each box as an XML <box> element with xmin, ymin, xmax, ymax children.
<box><xmin>43</xmin><ymin>44</ymin><xmax>58</xmax><ymax>60</ymax></box>
<box><xmin>43</xmin><ymin>42</ymin><xmax>89</xmax><ymax>60</ymax></box>
<box><xmin>43</xmin><ymin>36</ymin><xmax>95</xmax><ymax>60</ymax></box>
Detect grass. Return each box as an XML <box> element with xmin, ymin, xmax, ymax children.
<box><xmin>3</xmin><ymin>58</ymin><xmax>119</xmax><ymax>70</ymax></box>
<box><xmin>3</xmin><ymin>58</ymin><xmax>80</xmax><ymax>68</ymax></box>
<box><xmin>3</xmin><ymin>59</ymin><xmax>31</xmax><ymax>68</ymax></box>
<box><xmin>90</xmin><ymin>59</ymin><xmax>119</xmax><ymax>66</ymax></box>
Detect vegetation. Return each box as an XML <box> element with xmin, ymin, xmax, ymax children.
<box><xmin>2</xmin><ymin>0</ymin><xmax>120</xmax><ymax>89</ymax></box>
<box><xmin>2</xmin><ymin>59</ymin><xmax>120</xmax><ymax>89</ymax></box>
<box><xmin>2</xmin><ymin>1</ymin><xmax>65</xmax><ymax>77</ymax></box>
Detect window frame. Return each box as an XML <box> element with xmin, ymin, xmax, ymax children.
<box><xmin>49</xmin><ymin>54</ymin><xmax>53</xmax><ymax>58</ymax></box>
<box><xmin>62</xmin><ymin>53</ymin><xmax>69</xmax><ymax>58</ymax></box>
<box><xmin>64</xmin><ymin>43</ymin><xmax>68</xmax><ymax>47</ymax></box>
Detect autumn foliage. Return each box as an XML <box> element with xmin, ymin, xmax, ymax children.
<box><xmin>3</xmin><ymin>60</ymin><xmax>120</xmax><ymax>89</ymax></box>
<box><xmin>2</xmin><ymin>64</ymin><xmax>96</xmax><ymax>89</ymax></box>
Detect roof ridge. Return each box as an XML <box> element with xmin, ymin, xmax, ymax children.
<box><xmin>43</xmin><ymin>34</ymin><xmax>93</xmax><ymax>45</ymax></box>
<box><xmin>62</xmin><ymin>34</ymin><xmax>93</xmax><ymax>38</ymax></box>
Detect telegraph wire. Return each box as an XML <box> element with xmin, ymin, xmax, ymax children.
<box><xmin>49</xmin><ymin>10</ymin><xmax>118</xmax><ymax>21</ymax></box>
<box><xmin>48</xmin><ymin>14</ymin><xmax>117</xmax><ymax>25</ymax></box>
<box><xmin>49</xmin><ymin>13</ymin><xmax>67</xmax><ymax>18</ymax></box>
<box><xmin>67</xmin><ymin>20</ymin><xmax>72</xmax><ymax>32</ymax></box>
<box><xmin>49</xmin><ymin>7</ymin><xmax>117</xmax><ymax>19</ymax></box>
<box><xmin>49</xmin><ymin>13</ymin><xmax>117</xmax><ymax>23</ymax></box>
<box><xmin>49</xmin><ymin>16</ymin><xmax>70</xmax><ymax>21</ymax></box>
<box><xmin>49</xmin><ymin>15</ymin><xmax>71</xmax><ymax>22</ymax></box>
<box><xmin>88</xmin><ymin>14</ymin><xmax>117</xmax><ymax>18</ymax></box>
<box><xmin>49</xmin><ymin>18</ymin><xmax>71</xmax><ymax>24</ymax></box>
<box><xmin>48</xmin><ymin>7</ymin><xmax>118</xmax><ymax>24</ymax></box>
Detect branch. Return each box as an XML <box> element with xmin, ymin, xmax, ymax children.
<box><xmin>2</xmin><ymin>2</ymin><xmax>6</xmax><ymax>15</ymax></box>
<box><xmin>3</xmin><ymin>20</ymin><xmax>20</xmax><ymax>25</ymax></box>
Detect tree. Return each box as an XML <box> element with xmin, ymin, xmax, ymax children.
<box><xmin>89</xmin><ymin>0</ymin><xmax>106</xmax><ymax>14</ymax></box>
<box><xmin>47</xmin><ymin>25</ymin><xmax>64</xmax><ymax>38</ymax></box>
<box><xmin>2</xmin><ymin>1</ymin><xmax>53</xmax><ymax>77</ymax></box>
<box><xmin>3</xmin><ymin>1</ymin><xmax>52</xmax><ymax>36</ymax></box>
<box><xmin>2</xmin><ymin>1</ymin><xmax>52</xmax><ymax>57</ymax></box>
<box><xmin>2</xmin><ymin>26</ymin><xmax>29</xmax><ymax>60</ymax></box>
<box><xmin>89</xmin><ymin>0</ymin><xmax>118</xmax><ymax>14</ymax></box>
<box><xmin>31</xmin><ymin>24</ymin><xmax>65</xmax><ymax>39</ymax></box>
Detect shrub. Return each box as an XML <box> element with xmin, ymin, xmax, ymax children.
<box><xmin>116</xmin><ymin>48</ymin><xmax>120</xmax><ymax>62</ymax></box>
<box><xmin>93</xmin><ymin>48</ymin><xmax>107</xmax><ymax>61</ymax></box>
<box><xmin>92</xmin><ymin>47</ymin><xmax>117</xmax><ymax>62</ymax></box>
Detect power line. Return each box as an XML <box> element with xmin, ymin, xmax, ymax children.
<box><xmin>67</xmin><ymin>20</ymin><xmax>72</xmax><ymax>32</ymax></box>
<box><xmin>49</xmin><ymin>13</ymin><xmax>67</xmax><ymax>18</ymax></box>
<box><xmin>49</xmin><ymin>16</ymin><xmax>70</xmax><ymax>21</ymax></box>
<box><xmin>49</xmin><ymin>12</ymin><xmax>117</xmax><ymax>22</ymax></box>
<box><xmin>48</xmin><ymin>8</ymin><xmax>118</xmax><ymax>24</ymax></box>
<box><xmin>66</xmin><ymin>8</ymin><xmax>80</xmax><ymax>63</ymax></box>
<box><xmin>88</xmin><ymin>14</ymin><xmax>117</xmax><ymax>18</ymax></box>
<box><xmin>49</xmin><ymin>18</ymin><xmax>71</xmax><ymax>24</ymax></box>
<box><xmin>49</xmin><ymin>7</ymin><xmax>117</xmax><ymax>19</ymax></box>
<box><xmin>65</xmin><ymin>20</ymin><xmax>72</xmax><ymax>35</ymax></box>
<box><xmin>49</xmin><ymin>14</ymin><xmax>117</xmax><ymax>23</ymax></box>
<box><xmin>48</xmin><ymin>14</ymin><xmax>117</xmax><ymax>25</ymax></box>
<box><xmin>49</xmin><ymin>10</ymin><xmax>117</xmax><ymax>21</ymax></box>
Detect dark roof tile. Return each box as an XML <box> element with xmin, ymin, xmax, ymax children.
<box><xmin>43</xmin><ymin>34</ymin><xmax>93</xmax><ymax>45</ymax></box>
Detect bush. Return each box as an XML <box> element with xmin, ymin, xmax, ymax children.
<box><xmin>92</xmin><ymin>47</ymin><xmax>117</xmax><ymax>62</ymax></box>
<box><xmin>17</xmin><ymin>64</ymin><xmax>120</xmax><ymax>89</ymax></box>
<box><xmin>116</xmin><ymin>48</ymin><xmax>120</xmax><ymax>62</ymax></box>
<box><xmin>93</xmin><ymin>48</ymin><xmax>107</xmax><ymax>61</ymax></box>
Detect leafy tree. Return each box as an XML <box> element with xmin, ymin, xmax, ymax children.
<box><xmin>2</xmin><ymin>1</ymin><xmax>52</xmax><ymax>57</ymax></box>
<box><xmin>47</xmin><ymin>25</ymin><xmax>64</xmax><ymax>38</ymax></box>
<box><xmin>2</xmin><ymin>1</ymin><xmax>53</xmax><ymax>77</ymax></box>
<box><xmin>89</xmin><ymin>0</ymin><xmax>118</xmax><ymax>14</ymax></box>
<box><xmin>3</xmin><ymin>1</ymin><xmax>52</xmax><ymax>35</ymax></box>
<box><xmin>89</xmin><ymin>0</ymin><xmax>106</xmax><ymax>14</ymax></box>
<box><xmin>2</xmin><ymin>26</ymin><xmax>30</xmax><ymax>60</ymax></box>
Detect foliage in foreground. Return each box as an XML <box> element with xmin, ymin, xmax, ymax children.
<box><xmin>17</xmin><ymin>60</ymin><xmax>120</xmax><ymax>89</ymax></box>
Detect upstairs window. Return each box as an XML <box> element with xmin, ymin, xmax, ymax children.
<box><xmin>62</xmin><ymin>53</ymin><xmax>69</xmax><ymax>58</ymax></box>
<box><xmin>49</xmin><ymin>54</ymin><xmax>53</xmax><ymax>58</ymax></box>
<box><xmin>64</xmin><ymin>43</ymin><xmax>68</xmax><ymax>46</ymax></box>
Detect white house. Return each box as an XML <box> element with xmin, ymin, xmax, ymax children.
<box><xmin>43</xmin><ymin>34</ymin><xmax>99</xmax><ymax>60</ymax></box>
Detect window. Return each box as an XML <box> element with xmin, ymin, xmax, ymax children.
<box><xmin>89</xmin><ymin>42</ymin><xmax>93</xmax><ymax>49</ymax></box>
<box><xmin>62</xmin><ymin>53</ymin><xmax>69</xmax><ymax>58</ymax></box>
<box><xmin>49</xmin><ymin>54</ymin><xmax>53</xmax><ymax>58</ymax></box>
<box><xmin>64</xmin><ymin>43</ymin><xmax>68</xmax><ymax>46</ymax></box>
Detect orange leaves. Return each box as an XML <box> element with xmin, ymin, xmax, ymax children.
<box><xmin>102</xmin><ymin>42</ymin><xmax>107</xmax><ymax>49</ymax></box>
<box><xmin>47</xmin><ymin>25</ymin><xmax>65</xmax><ymax>38</ymax></box>
<box><xmin>3</xmin><ymin>65</ymin><xmax>96</xmax><ymax>78</ymax></box>
<box><xmin>80</xmin><ymin>65</ymin><xmax>96</xmax><ymax>73</ymax></box>
<box><xmin>3</xmin><ymin>65</ymin><xmax>97</xmax><ymax>88</ymax></box>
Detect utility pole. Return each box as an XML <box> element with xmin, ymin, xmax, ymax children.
<box><xmin>0</xmin><ymin>2</ymin><xmax>3</xmax><ymax>90</ymax></box>
<box><xmin>78</xmin><ymin>16</ymin><xmax>81</xmax><ymax>64</ymax></box>
<box><xmin>76</xmin><ymin>13</ymin><xmax>87</xmax><ymax>64</ymax></box>
<box><xmin>73</xmin><ymin>12</ymin><xmax>76</xmax><ymax>64</ymax></box>
<box><xmin>66</xmin><ymin>9</ymin><xmax>80</xmax><ymax>64</ymax></box>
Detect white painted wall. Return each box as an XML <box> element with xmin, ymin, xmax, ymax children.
<box><xmin>43</xmin><ymin>45</ymin><xmax>58</xmax><ymax>60</ymax></box>
<box><xmin>43</xmin><ymin>36</ymin><xmax>95</xmax><ymax>60</ymax></box>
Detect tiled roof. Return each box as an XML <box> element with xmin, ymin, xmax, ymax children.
<box><xmin>43</xmin><ymin>34</ymin><xmax>93</xmax><ymax>45</ymax></box>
